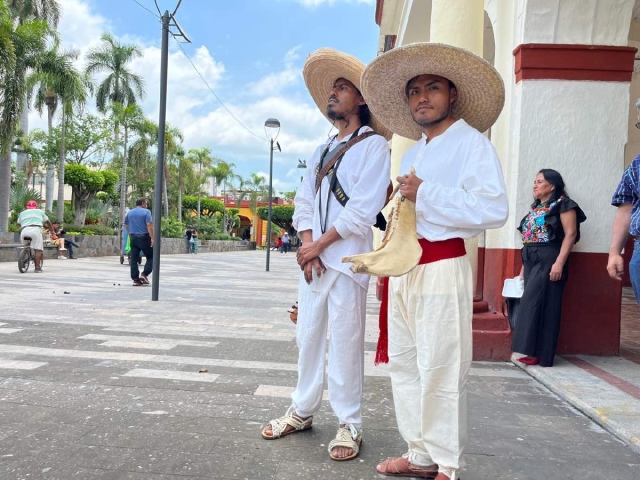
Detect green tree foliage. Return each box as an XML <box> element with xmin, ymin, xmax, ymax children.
<box><xmin>65</xmin><ymin>163</ymin><xmax>117</xmax><ymax>225</ymax></box>
<box><xmin>9</xmin><ymin>183</ymin><xmax>41</xmax><ymax>222</ymax></box>
<box><xmin>257</xmin><ymin>205</ymin><xmax>295</xmax><ymax>235</ymax></box>
<box><xmin>182</xmin><ymin>195</ymin><xmax>223</xmax><ymax>218</ymax></box>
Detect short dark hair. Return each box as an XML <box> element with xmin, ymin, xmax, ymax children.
<box><xmin>405</xmin><ymin>75</ymin><xmax>456</xmax><ymax>98</ymax></box>
<box><xmin>136</xmin><ymin>198</ymin><xmax>147</xmax><ymax>206</ymax></box>
<box><xmin>531</xmin><ymin>169</ymin><xmax>567</xmax><ymax>208</ymax></box>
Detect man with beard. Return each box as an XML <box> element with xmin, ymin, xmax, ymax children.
<box><xmin>260</xmin><ymin>48</ymin><xmax>391</xmax><ymax>462</ymax></box>
<box><xmin>361</xmin><ymin>44</ymin><xmax>508</xmax><ymax>479</ymax></box>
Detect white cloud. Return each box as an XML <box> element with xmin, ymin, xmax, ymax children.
<box><xmin>28</xmin><ymin>0</ymin><xmax>333</xmax><ymax>195</ymax></box>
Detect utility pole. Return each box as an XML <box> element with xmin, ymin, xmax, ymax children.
<box><xmin>151</xmin><ymin>0</ymin><xmax>190</xmax><ymax>301</ymax></box>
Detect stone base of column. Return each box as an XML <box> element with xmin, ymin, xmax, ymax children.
<box><xmin>472</xmin><ymin>300</ymin><xmax>512</xmax><ymax>361</ymax></box>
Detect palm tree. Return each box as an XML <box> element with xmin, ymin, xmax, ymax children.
<box><xmin>27</xmin><ymin>47</ymin><xmax>88</xmax><ymax>214</ymax></box>
<box><xmin>0</xmin><ymin>9</ymin><xmax>48</xmax><ymax>232</ymax></box>
<box><xmin>210</xmin><ymin>159</ymin><xmax>237</xmax><ymax>233</ymax></box>
<box><xmin>109</xmin><ymin>102</ymin><xmax>146</xmax><ymax>250</ymax></box>
<box><xmin>187</xmin><ymin>147</ymin><xmax>213</xmax><ymax>219</ymax></box>
<box><xmin>174</xmin><ymin>147</ymin><xmax>193</xmax><ymax>223</ymax></box>
<box><xmin>7</xmin><ymin>0</ymin><xmax>60</xmax><ymax>187</ymax></box>
<box><xmin>161</xmin><ymin>125</ymin><xmax>183</xmax><ymax>218</ymax></box>
<box><xmin>85</xmin><ymin>33</ymin><xmax>145</xmax><ymax>211</ymax></box>
<box><xmin>7</xmin><ymin>0</ymin><xmax>60</xmax><ymax>26</ymax></box>
<box><xmin>85</xmin><ymin>33</ymin><xmax>145</xmax><ymax>113</ymax></box>
<box><xmin>246</xmin><ymin>173</ymin><xmax>268</xmax><ymax>242</ymax></box>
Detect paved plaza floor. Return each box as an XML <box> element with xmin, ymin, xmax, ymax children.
<box><xmin>0</xmin><ymin>251</ymin><xmax>639</xmax><ymax>479</ymax></box>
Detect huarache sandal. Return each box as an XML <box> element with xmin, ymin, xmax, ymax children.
<box><xmin>261</xmin><ymin>407</ymin><xmax>312</xmax><ymax>440</ymax></box>
<box><xmin>376</xmin><ymin>455</ymin><xmax>438</xmax><ymax>478</ymax></box>
<box><xmin>328</xmin><ymin>424</ymin><xmax>362</xmax><ymax>461</ymax></box>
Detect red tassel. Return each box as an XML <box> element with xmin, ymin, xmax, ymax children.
<box><xmin>375</xmin><ymin>277</ymin><xmax>390</xmax><ymax>365</ymax></box>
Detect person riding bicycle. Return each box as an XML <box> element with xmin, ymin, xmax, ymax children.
<box><xmin>17</xmin><ymin>200</ymin><xmax>53</xmax><ymax>273</ymax></box>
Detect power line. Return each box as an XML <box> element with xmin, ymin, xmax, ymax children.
<box><xmin>172</xmin><ymin>38</ymin><xmax>268</xmax><ymax>142</ymax></box>
<box><xmin>132</xmin><ymin>0</ymin><xmax>160</xmax><ymax>18</ymax></box>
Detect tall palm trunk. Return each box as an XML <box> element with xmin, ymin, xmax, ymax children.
<box><xmin>56</xmin><ymin>107</ymin><xmax>66</xmax><ymax>221</ymax></box>
<box><xmin>0</xmin><ymin>151</ymin><xmax>11</xmax><ymax>233</ymax></box>
<box><xmin>16</xmin><ymin>97</ymin><xmax>28</xmax><ymax>174</ymax></box>
<box><xmin>45</xmin><ymin>104</ymin><xmax>55</xmax><ymax>212</ymax></box>
<box><xmin>197</xmin><ymin>163</ymin><xmax>202</xmax><ymax>219</ymax></box>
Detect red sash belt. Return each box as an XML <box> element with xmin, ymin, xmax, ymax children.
<box><xmin>375</xmin><ymin>238</ymin><xmax>466</xmax><ymax>365</ymax></box>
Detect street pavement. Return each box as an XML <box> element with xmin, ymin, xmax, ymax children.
<box><xmin>0</xmin><ymin>251</ymin><xmax>638</xmax><ymax>480</ymax></box>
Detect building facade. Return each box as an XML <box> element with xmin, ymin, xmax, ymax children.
<box><xmin>374</xmin><ymin>0</ymin><xmax>640</xmax><ymax>359</ymax></box>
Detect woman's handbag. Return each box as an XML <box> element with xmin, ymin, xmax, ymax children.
<box><xmin>502</xmin><ymin>277</ymin><xmax>524</xmax><ymax>330</ymax></box>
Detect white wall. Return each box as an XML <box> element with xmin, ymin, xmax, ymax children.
<box><xmin>510</xmin><ymin>80</ymin><xmax>629</xmax><ymax>253</ymax></box>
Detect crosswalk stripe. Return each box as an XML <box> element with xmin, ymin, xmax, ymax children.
<box><xmin>0</xmin><ymin>329</ymin><xmax>22</xmax><ymax>334</ymax></box>
<box><xmin>123</xmin><ymin>368</ymin><xmax>220</xmax><ymax>383</ymax></box>
<box><xmin>0</xmin><ymin>358</ymin><xmax>47</xmax><ymax>370</ymax></box>
<box><xmin>254</xmin><ymin>384</ymin><xmax>329</xmax><ymax>400</ymax></box>
<box><xmin>79</xmin><ymin>334</ymin><xmax>220</xmax><ymax>348</ymax></box>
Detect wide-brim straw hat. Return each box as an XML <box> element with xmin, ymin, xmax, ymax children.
<box><xmin>303</xmin><ymin>48</ymin><xmax>392</xmax><ymax>140</ymax></box>
<box><xmin>361</xmin><ymin>43</ymin><xmax>505</xmax><ymax>140</ymax></box>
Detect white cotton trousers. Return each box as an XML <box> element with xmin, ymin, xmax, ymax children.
<box><xmin>388</xmin><ymin>256</ymin><xmax>473</xmax><ymax>475</ymax></box>
<box><xmin>291</xmin><ymin>267</ymin><xmax>367</xmax><ymax>427</ymax></box>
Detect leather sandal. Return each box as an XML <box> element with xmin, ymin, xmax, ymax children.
<box><xmin>376</xmin><ymin>455</ymin><xmax>439</xmax><ymax>478</ymax></box>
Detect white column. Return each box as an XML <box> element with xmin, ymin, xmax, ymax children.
<box><xmin>430</xmin><ymin>0</ymin><xmax>485</xmax><ymax>291</ymax></box>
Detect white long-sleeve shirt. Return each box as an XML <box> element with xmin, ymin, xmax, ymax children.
<box><xmin>293</xmin><ymin>126</ymin><xmax>391</xmax><ymax>288</ymax></box>
<box><xmin>399</xmin><ymin>119</ymin><xmax>508</xmax><ymax>240</ymax></box>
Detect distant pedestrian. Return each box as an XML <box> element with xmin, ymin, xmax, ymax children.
<box><xmin>190</xmin><ymin>231</ymin><xmax>199</xmax><ymax>254</ymax></box>
<box><xmin>124</xmin><ymin>198</ymin><xmax>154</xmax><ymax>286</ymax></box>
<box><xmin>281</xmin><ymin>233</ymin><xmax>290</xmax><ymax>253</ymax></box>
<box><xmin>185</xmin><ymin>225</ymin><xmax>195</xmax><ymax>252</ymax></box>
<box><xmin>513</xmin><ymin>169</ymin><xmax>586</xmax><ymax>367</ymax></box>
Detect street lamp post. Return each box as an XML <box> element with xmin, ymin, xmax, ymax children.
<box><xmin>264</xmin><ymin>118</ymin><xmax>281</xmax><ymax>272</ymax></box>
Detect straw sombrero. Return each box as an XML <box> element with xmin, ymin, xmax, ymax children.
<box><xmin>303</xmin><ymin>48</ymin><xmax>392</xmax><ymax>140</ymax></box>
<box><xmin>361</xmin><ymin>43</ymin><xmax>505</xmax><ymax>140</ymax></box>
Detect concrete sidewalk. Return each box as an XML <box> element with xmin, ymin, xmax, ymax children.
<box><xmin>0</xmin><ymin>251</ymin><xmax>638</xmax><ymax>479</ymax></box>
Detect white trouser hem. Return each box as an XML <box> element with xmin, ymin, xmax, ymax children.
<box><xmin>408</xmin><ymin>450</ymin><xmax>435</xmax><ymax>467</ymax></box>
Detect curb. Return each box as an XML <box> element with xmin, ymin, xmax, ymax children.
<box><xmin>512</xmin><ymin>355</ymin><xmax>640</xmax><ymax>454</ymax></box>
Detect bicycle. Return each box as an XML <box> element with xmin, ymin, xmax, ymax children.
<box><xmin>17</xmin><ymin>236</ymin><xmax>42</xmax><ymax>273</ymax></box>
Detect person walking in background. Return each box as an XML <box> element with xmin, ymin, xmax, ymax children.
<box><xmin>281</xmin><ymin>232</ymin><xmax>290</xmax><ymax>253</ymax></box>
<box><xmin>261</xmin><ymin>48</ymin><xmax>391</xmax><ymax>462</ymax></box>
<box><xmin>362</xmin><ymin>43</ymin><xmax>508</xmax><ymax>480</ymax></box>
<box><xmin>513</xmin><ymin>169</ymin><xmax>586</xmax><ymax>367</ymax></box>
<box><xmin>608</xmin><ymin>154</ymin><xmax>640</xmax><ymax>300</ymax></box>
<box><xmin>124</xmin><ymin>198</ymin><xmax>154</xmax><ymax>286</ymax></box>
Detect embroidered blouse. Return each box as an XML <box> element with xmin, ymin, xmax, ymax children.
<box><xmin>517</xmin><ymin>197</ymin><xmax>586</xmax><ymax>245</ymax></box>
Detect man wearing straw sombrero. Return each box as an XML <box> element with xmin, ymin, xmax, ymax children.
<box><xmin>361</xmin><ymin>44</ymin><xmax>508</xmax><ymax>479</ymax></box>
<box><xmin>260</xmin><ymin>48</ymin><xmax>392</xmax><ymax>461</ymax></box>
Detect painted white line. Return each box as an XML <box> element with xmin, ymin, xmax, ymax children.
<box><xmin>254</xmin><ymin>385</ymin><xmax>329</xmax><ymax>400</ymax></box>
<box><xmin>0</xmin><ymin>329</ymin><xmax>22</xmax><ymax>334</ymax></box>
<box><xmin>79</xmin><ymin>334</ymin><xmax>220</xmax><ymax>348</ymax></box>
<box><xmin>0</xmin><ymin>358</ymin><xmax>47</xmax><ymax>370</ymax></box>
<box><xmin>123</xmin><ymin>368</ymin><xmax>220</xmax><ymax>383</ymax></box>
<box><xmin>102</xmin><ymin>326</ymin><xmax>295</xmax><ymax>342</ymax></box>
<box><xmin>100</xmin><ymin>341</ymin><xmax>175</xmax><ymax>350</ymax></box>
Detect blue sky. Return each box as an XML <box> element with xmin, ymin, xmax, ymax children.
<box><xmin>39</xmin><ymin>0</ymin><xmax>381</xmax><ymax>194</ymax></box>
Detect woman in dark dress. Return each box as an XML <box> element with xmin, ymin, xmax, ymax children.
<box><xmin>512</xmin><ymin>169</ymin><xmax>586</xmax><ymax>367</ymax></box>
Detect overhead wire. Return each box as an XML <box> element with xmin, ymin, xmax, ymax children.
<box><xmin>172</xmin><ymin>37</ymin><xmax>268</xmax><ymax>142</ymax></box>
<box><xmin>132</xmin><ymin>0</ymin><xmax>160</xmax><ymax>18</ymax></box>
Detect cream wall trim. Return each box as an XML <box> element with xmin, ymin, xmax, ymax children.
<box><xmin>484</xmin><ymin>0</ymin><xmax>517</xmax><ymax>250</ymax></box>
<box><xmin>379</xmin><ymin>0</ymin><xmax>407</xmax><ymax>35</ymax></box>
<box><xmin>511</xmin><ymin>80</ymin><xmax>629</xmax><ymax>253</ymax></box>
<box><xmin>521</xmin><ymin>0</ymin><xmax>634</xmax><ymax>46</ymax></box>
